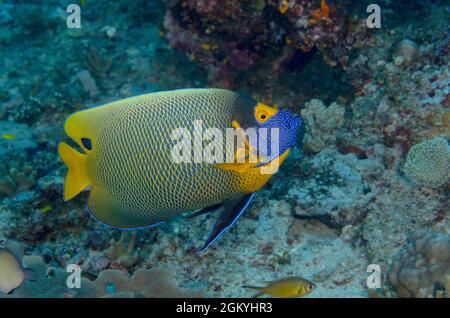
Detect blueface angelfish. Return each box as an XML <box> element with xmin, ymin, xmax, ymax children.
<box><xmin>58</xmin><ymin>89</ymin><xmax>301</xmax><ymax>250</ymax></box>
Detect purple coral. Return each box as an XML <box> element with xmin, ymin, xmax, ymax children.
<box><xmin>162</xmin><ymin>0</ymin><xmax>369</xmax><ymax>87</ymax></box>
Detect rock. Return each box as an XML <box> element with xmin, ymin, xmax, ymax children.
<box><xmin>301</xmin><ymin>99</ymin><xmax>345</xmax><ymax>153</ymax></box>
<box><xmin>283</xmin><ymin>147</ymin><xmax>383</xmax><ymax>228</ymax></box>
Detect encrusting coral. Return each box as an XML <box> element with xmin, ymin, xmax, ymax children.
<box><xmin>162</xmin><ymin>0</ymin><xmax>369</xmax><ymax>87</ymax></box>
<box><xmin>404</xmin><ymin>136</ymin><xmax>450</xmax><ymax>188</ymax></box>
<box><xmin>76</xmin><ymin>267</ymin><xmax>204</xmax><ymax>298</ymax></box>
<box><xmin>388</xmin><ymin>231</ymin><xmax>450</xmax><ymax>298</ymax></box>
<box><xmin>300</xmin><ymin>99</ymin><xmax>345</xmax><ymax>153</ymax></box>
<box><xmin>0</xmin><ymin>241</ymin><xmax>203</xmax><ymax>298</ymax></box>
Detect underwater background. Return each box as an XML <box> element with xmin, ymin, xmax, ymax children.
<box><xmin>0</xmin><ymin>0</ymin><xmax>448</xmax><ymax>298</ymax></box>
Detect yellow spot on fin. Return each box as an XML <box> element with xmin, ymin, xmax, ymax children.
<box><xmin>58</xmin><ymin>142</ymin><xmax>91</xmax><ymax>201</ymax></box>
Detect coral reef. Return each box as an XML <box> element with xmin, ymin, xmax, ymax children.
<box><xmin>301</xmin><ymin>99</ymin><xmax>345</xmax><ymax>153</ymax></box>
<box><xmin>0</xmin><ymin>255</ymin><xmax>72</xmax><ymax>298</ymax></box>
<box><xmin>1</xmin><ymin>253</ymin><xmax>203</xmax><ymax>298</ymax></box>
<box><xmin>271</xmin><ymin>147</ymin><xmax>383</xmax><ymax>228</ymax></box>
<box><xmin>404</xmin><ymin>136</ymin><xmax>450</xmax><ymax>188</ymax></box>
<box><xmin>388</xmin><ymin>231</ymin><xmax>450</xmax><ymax>298</ymax></box>
<box><xmin>162</xmin><ymin>0</ymin><xmax>369</xmax><ymax>88</ymax></box>
<box><xmin>0</xmin><ymin>121</ymin><xmax>37</xmax><ymax>156</ymax></box>
<box><xmin>76</xmin><ymin>268</ymin><xmax>204</xmax><ymax>298</ymax></box>
<box><xmin>356</xmin><ymin>163</ymin><xmax>449</xmax><ymax>283</ymax></box>
<box><xmin>105</xmin><ymin>232</ymin><xmax>141</xmax><ymax>270</ymax></box>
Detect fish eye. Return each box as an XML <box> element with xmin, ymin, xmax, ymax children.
<box><xmin>254</xmin><ymin>102</ymin><xmax>278</xmax><ymax>124</ymax></box>
<box><xmin>256</xmin><ymin>110</ymin><xmax>270</xmax><ymax>123</ymax></box>
<box><xmin>81</xmin><ymin>138</ymin><xmax>92</xmax><ymax>151</ymax></box>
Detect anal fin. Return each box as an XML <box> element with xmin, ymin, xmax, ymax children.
<box><xmin>200</xmin><ymin>192</ymin><xmax>256</xmax><ymax>251</ymax></box>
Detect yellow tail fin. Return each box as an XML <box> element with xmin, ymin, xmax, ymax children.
<box><xmin>58</xmin><ymin>142</ymin><xmax>91</xmax><ymax>201</ymax></box>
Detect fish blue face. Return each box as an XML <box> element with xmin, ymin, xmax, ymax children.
<box><xmin>254</xmin><ymin>110</ymin><xmax>302</xmax><ymax>166</ymax></box>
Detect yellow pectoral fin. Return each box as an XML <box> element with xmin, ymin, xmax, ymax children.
<box><xmin>213</xmin><ymin>162</ymin><xmax>253</xmax><ymax>172</ymax></box>
<box><xmin>213</xmin><ymin>145</ymin><xmax>258</xmax><ymax>173</ymax></box>
<box><xmin>58</xmin><ymin>142</ymin><xmax>92</xmax><ymax>201</ymax></box>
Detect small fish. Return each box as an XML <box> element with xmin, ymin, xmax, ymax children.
<box><xmin>0</xmin><ymin>246</ymin><xmax>33</xmax><ymax>294</ymax></box>
<box><xmin>243</xmin><ymin>277</ymin><xmax>316</xmax><ymax>298</ymax></box>
<box><xmin>40</xmin><ymin>204</ymin><xmax>53</xmax><ymax>213</ymax></box>
<box><xmin>1</xmin><ymin>133</ymin><xmax>17</xmax><ymax>140</ymax></box>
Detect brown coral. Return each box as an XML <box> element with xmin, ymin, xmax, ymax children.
<box><xmin>77</xmin><ymin>268</ymin><xmax>204</xmax><ymax>298</ymax></box>
<box><xmin>388</xmin><ymin>231</ymin><xmax>450</xmax><ymax>298</ymax></box>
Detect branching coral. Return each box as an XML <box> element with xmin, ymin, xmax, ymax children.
<box><xmin>388</xmin><ymin>231</ymin><xmax>450</xmax><ymax>298</ymax></box>
<box><xmin>404</xmin><ymin>136</ymin><xmax>450</xmax><ymax>188</ymax></box>
<box><xmin>106</xmin><ymin>232</ymin><xmax>141</xmax><ymax>270</ymax></box>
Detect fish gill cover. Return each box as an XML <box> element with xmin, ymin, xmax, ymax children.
<box><xmin>0</xmin><ymin>0</ymin><xmax>448</xmax><ymax>299</ymax></box>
